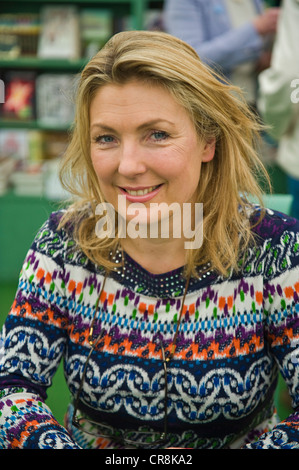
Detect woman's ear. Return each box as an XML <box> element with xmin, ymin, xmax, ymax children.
<box><xmin>202</xmin><ymin>138</ymin><xmax>216</xmax><ymax>162</ymax></box>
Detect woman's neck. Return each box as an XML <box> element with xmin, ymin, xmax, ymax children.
<box><xmin>120</xmin><ymin>236</ymin><xmax>187</xmax><ymax>275</ymax></box>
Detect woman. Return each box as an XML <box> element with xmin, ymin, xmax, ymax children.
<box><xmin>0</xmin><ymin>31</ymin><xmax>298</xmax><ymax>449</ymax></box>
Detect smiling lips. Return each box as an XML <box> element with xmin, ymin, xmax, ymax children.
<box><xmin>119</xmin><ymin>184</ymin><xmax>162</xmax><ymax>201</ymax></box>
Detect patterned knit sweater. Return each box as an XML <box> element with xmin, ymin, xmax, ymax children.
<box><xmin>0</xmin><ymin>207</ymin><xmax>298</xmax><ymax>449</ymax></box>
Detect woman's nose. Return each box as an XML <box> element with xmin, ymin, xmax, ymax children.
<box><xmin>117</xmin><ymin>141</ymin><xmax>147</xmax><ymax>177</ymax></box>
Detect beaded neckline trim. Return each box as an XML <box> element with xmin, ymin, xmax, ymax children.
<box><xmin>109</xmin><ymin>249</ymin><xmax>213</xmax><ymax>298</ymax></box>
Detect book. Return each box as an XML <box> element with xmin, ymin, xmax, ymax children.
<box><xmin>37</xmin><ymin>6</ymin><xmax>80</xmax><ymax>59</ymax></box>
<box><xmin>42</xmin><ymin>131</ymin><xmax>69</xmax><ymax>160</ymax></box>
<box><xmin>0</xmin><ymin>128</ymin><xmax>38</xmax><ymax>196</ymax></box>
<box><xmin>80</xmin><ymin>8</ymin><xmax>113</xmax><ymax>58</ymax></box>
<box><xmin>36</xmin><ymin>73</ymin><xmax>76</xmax><ymax>127</ymax></box>
<box><xmin>0</xmin><ymin>129</ymin><xmax>43</xmax><ymax>170</ymax></box>
<box><xmin>0</xmin><ymin>129</ymin><xmax>29</xmax><ymax>163</ymax></box>
<box><xmin>0</xmin><ymin>13</ymin><xmax>40</xmax><ymax>57</ymax></box>
<box><xmin>0</xmin><ymin>157</ymin><xmax>15</xmax><ymax>195</ymax></box>
<box><xmin>1</xmin><ymin>71</ymin><xmax>36</xmax><ymax>121</ymax></box>
<box><xmin>0</xmin><ymin>33</ymin><xmax>20</xmax><ymax>58</ymax></box>
<box><xmin>43</xmin><ymin>158</ymin><xmax>69</xmax><ymax>201</ymax></box>
<box><xmin>10</xmin><ymin>168</ymin><xmax>43</xmax><ymax>196</ymax></box>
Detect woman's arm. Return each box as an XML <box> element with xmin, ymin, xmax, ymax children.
<box><xmin>245</xmin><ymin>215</ymin><xmax>299</xmax><ymax>448</ymax></box>
<box><xmin>163</xmin><ymin>0</ymin><xmax>267</xmax><ymax>72</ymax></box>
<box><xmin>0</xmin><ymin>213</ymin><xmax>80</xmax><ymax>449</ymax></box>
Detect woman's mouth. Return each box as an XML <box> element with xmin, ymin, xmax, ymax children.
<box><xmin>119</xmin><ymin>184</ymin><xmax>162</xmax><ymax>201</ymax></box>
<box><xmin>123</xmin><ymin>185</ymin><xmax>160</xmax><ymax>196</ymax></box>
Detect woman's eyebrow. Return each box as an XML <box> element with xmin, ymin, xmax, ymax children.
<box><xmin>90</xmin><ymin>119</ymin><xmax>176</xmax><ymax>133</ymax></box>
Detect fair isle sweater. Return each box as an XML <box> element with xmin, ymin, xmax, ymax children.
<box><xmin>0</xmin><ymin>206</ymin><xmax>298</xmax><ymax>449</ymax></box>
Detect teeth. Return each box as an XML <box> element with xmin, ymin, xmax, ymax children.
<box><xmin>125</xmin><ymin>185</ymin><xmax>159</xmax><ymax>196</ymax></box>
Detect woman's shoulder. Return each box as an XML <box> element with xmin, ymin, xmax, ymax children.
<box><xmin>242</xmin><ymin>205</ymin><xmax>299</xmax><ymax>279</ymax></box>
<box><xmin>28</xmin><ymin>210</ymin><xmax>72</xmax><ymax>264</ymax></box>
<box><xmin>30</xmin><ymin>209</ymin><xmax>94</xmax><ymax>270</ymax></box>
<box><xmin>35</xmin><ymin>209</ymin><xmax>70</xmax><ymax>242</ymax></box>
<box><xmin>250</xmin><ymin>205</ymin><xmax>299</xmax><ymax>242</ymax></box>
<box><xmin>37</xmin><ymin>204</ymin><xmax>92</xmax><ymax>241</ymax></box>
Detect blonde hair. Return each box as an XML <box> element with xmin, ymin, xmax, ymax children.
<box><xmin>59</xmin><ymin>30</ymin><xmax>269</xmax><ymax>277</ymax></box>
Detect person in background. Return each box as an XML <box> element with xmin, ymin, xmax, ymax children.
<box><xmin>163</xmin><ymin>0</ymin><xmax>280</xmax><ymax>104</ymax></box>
<box><xmin>0</xmin><ymin>31</ymin><xmax>298</xmax><ymax>449</ymax></box>
<box><xmin>258</xmin><ymin>0</ymin><xmax>299</xmax><ymax>220</ymax></box>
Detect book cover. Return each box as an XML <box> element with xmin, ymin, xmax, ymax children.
<box><xmin>1</xmin><ymin>71</ymin><xmax>36</xmax><ymax>121</ymax></box>
<box><xmin>0</xmin><ymin>13</ymin><xmax>40</xmax><ymax>57</ymax></box>
<box><xmin>37</xmin><ymin>6</ymin><xmax>80</xmax><ymax>59</ymax></box>
<box><xmin>80</xmin><ymin>8</ymin><xmax>113</xmax><ymax>58</ymax></box>
<box><xmin>0</xmin><ymin>129</ymin><xmax>29</xmax><ymax>162</ymax></box>
<box><xmin>36</xmin><ymin>73</ymin><xmax>76</xmax><ymax>127</ymax></box>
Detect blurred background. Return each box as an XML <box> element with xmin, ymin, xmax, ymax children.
<box><xmin>0</xmin><ymin>0</ymin><xmax>293</xmax><ymax>424</ymax></box>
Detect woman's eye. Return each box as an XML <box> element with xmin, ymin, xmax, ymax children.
<box><xmin>150</xmin><ymin>130</ymin><xmax>169</xmax><ymax>141</ymax></box>
<box><xmin>95</xmin><ymin>135</ymin><xmax>116</xmax><ymax>145</ymax></box>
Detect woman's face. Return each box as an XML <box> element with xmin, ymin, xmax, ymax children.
<box><xmin>89</xmin><ymin>80</ymin><xmax>215</xmax><ymax>229</ymax></box>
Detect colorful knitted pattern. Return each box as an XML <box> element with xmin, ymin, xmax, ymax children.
<box><xmin>0</xmin><ymin>207</ymin><xmax>298</xmax><ymax>449</ymax></box>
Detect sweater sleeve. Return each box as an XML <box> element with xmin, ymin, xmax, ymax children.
<box><xmin>0</xmin><ymin>213</ymin><xmax>81</xmax><ymax>449</ymax></box>
<box><xmin>244</xmin><ymin>214</ymin><xmax>299</xmax><ymax>448</ymax></box>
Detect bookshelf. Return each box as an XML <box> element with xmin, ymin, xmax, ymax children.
<box><xmin>0</xmin><ymin>0</ymin><xmax>163</xmax><ymax>162</ymax></box>
<box><xmin>0</xmin><ymin>0</ymin><xmax>164</xmax><ymax>282</ymax></box>
<box><xmin>0</xmin><ymin>56</ymin><xmax>86</xmax><ymax>71</ymax></box>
